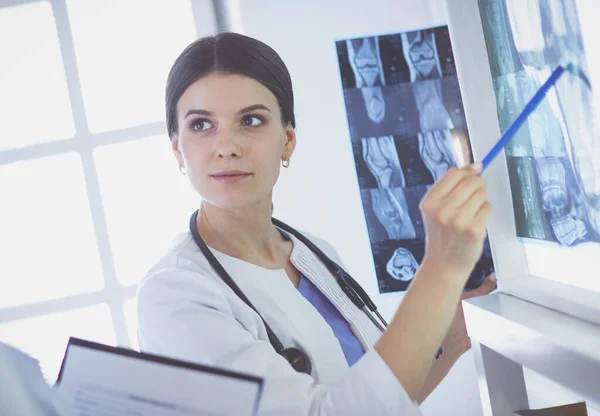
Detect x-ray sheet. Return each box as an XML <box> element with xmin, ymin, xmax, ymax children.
<box><xmin>336</xmin><ymin>26</ymin><xmax>495</xmax><ymax>293</ymax></box>
<box><xmin>479</xmin><ymin>0</ymin><xmax>600</xmax><ymax>247</ymax></box>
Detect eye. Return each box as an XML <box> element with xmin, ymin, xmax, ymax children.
<box><xmin>191</xmin><ymin>118</ymin><xmax>212</xmax><ymax>132</ymax></box>
<box><xmin>241</xmin><ymin>114</ymin><xmax>264</xmax><ymax>127</ymax></box>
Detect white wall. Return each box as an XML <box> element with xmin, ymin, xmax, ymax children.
<box><xmin>237</xmin><ymin>1</ymin><xmax>484</xmax><ymax>415</ymax></box>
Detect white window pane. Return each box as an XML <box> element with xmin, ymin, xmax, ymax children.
<box><xmin>95</xmin><ymin>136</ymin><xmax>199</xmax><ymax>285</ymax></box>
<box><xmin>0</xmin><ymin>304</ymin><xmax>116</xmax><ymax>383</ymax></box>
<box><xmin>0</xmin><ymin>153</ymin><xmax>104</xmax><ymax>308</ymax></box>
<box><xmin>0</xmin><ymin>2</ymin><xmax>75</xmax><ymax>150</ymax></box>
<box><xmin>123</xmin><ymin>298</ymin><xmax>138</xmax><ymax>351</ymax></box>
<box><xmin>66</xmin><ymin>0</ymin><xmax>215</xmax><ymax>133</ymax></box>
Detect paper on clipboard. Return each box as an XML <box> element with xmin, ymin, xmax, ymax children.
<box><xmin>56</xmin><ymin>337</ymin><xmax>264</xmax><ymax>416</ymax></box>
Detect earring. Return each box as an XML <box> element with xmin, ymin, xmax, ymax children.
<box><xmin>179</xmin><ymin>165</ymin><xmax>187</xmax><ymax>175</ymax></box>
<box><xmin>282</xmin><ymin>157</ymin><xmax>290</xmax><ymax>168</ymax></box>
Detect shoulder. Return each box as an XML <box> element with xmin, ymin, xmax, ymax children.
<box><xmin>303</xmin><ymin>231</ymin><xmax>342</xmax><ymax>261</ymax></box>
<box><xmin>136</xmin><ymin>232</ymin><xmax>228</xmax><ymax>311</ymax></box>
<box><xmin>140</xmin><ymin>232</ymin><xmax>208</xmax><ymax>283</ymax></box>
<box><xmin>284</xmin><ymin>225</ymin><xmax>346</xmax><ymax>268</ymax></box>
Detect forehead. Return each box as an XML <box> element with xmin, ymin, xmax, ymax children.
<box><xmin>177</xmin><ymin>72</ymin><xmax>279</xmax><ymax>116</ymax></box>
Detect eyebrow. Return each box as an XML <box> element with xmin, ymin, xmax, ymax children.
<box><xmin>184</xmin><ymin>104</ymin><xmax>271</xmax><ymax>119</ymax></box>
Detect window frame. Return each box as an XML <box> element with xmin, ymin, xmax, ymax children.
<box><xmin>0</xmin><ymin>0</ymin><xmax>218</xmax><ymax>351</ymax></box>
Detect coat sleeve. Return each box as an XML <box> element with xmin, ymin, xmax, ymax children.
<box><xmin>136</xmin><ymin>267</ymin><xmax>422</xmax><ymax>416</ymax></box>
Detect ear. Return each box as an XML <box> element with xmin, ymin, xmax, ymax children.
<box><xmin>171</xmin><ymin>135</ymin><xmax>185</xmax><ymax>168</ymax></box>
<box><xmin>282</xmin><ymin>123</ymin><xmax>297</xmax><ymax>160</ymax></box>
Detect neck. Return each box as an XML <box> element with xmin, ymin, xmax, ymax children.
<box><xmin>196</xmin><ymin>199</ymin><xmax>284</xmax><ymax>261</ymax></box>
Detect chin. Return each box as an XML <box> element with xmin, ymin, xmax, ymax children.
<box><xmin>206</xmin><ymin>194</ymin><xmax>262</xmax><ymax>211</ymax></box>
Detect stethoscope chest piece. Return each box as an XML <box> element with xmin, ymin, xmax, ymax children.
<box><xmin>280</xmin><ymin>347</ymin><xmax>312</xmax><ymax>375</ymax></box>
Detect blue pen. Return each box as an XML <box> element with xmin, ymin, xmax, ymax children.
<box><xmin>480</xmin><ymin>64</ymin><xmax>567</xmax><ymax>172</ymax></box>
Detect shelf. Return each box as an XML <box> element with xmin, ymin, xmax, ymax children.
<box><xmin>463</xmin><ymin>292</ymin><xmax>600</xmax><ymax>411</ymax></box>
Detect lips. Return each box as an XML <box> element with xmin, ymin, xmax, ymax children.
<box><xmin>210</xmin><ymin>170</ymin><xmax>252</xmax><ymax>183</ymax></box>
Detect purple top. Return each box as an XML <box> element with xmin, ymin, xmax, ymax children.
<box><xmin>297</xmin><ymin>274</ymin><xmax>365</xmax><ymax>366</ymax></box>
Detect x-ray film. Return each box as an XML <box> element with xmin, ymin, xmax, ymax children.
<box><xmin>337</xmin><ymin>26</ymin><xmax>496</xmax><ymax>293</ymax></box>
<box><xmin>373</xmin><ymin>238</ymin><xmax>493</xmax><ymax>293</ymax></box>
<box><xmin>393</xmin><ymin>135</ymin><xmax>435</xmax><ymax>187</ymax></box>
<box><xmin>373</xmin><ymin>239</ymin><xmax>425</xmax><ymax>293</ymax></box>
<box><xmin>403</xmin><ymin>186</ymin><xmax>428</xmax><ymax>239</ymax></box>
<box><xmin>343</xmin><ymin>79</ymin><xmax>466</xmax><ymax>140</ymax></box>
<box><xmin>361</xmin><ymin>187</ymin><xmax>417</xmax><ymax>243</ymax></box>
<box><xmin>361</xmin><ymin>136</ymin><xmax>406</xmax><ymax>188</ymax></box>
<box><xmin>506</xmin><ymin>156</ymin><xmax>555</xmax><ymax>241</ymax></box>
<box><xmin>343</xmin><ymin>84</ymin><xmax>419</xmax><ymax>139</ymax></box>
<box><xmin>479</xmin><ymin>0</ymin><xmax>600</xmax><ymax>247</ymax></box>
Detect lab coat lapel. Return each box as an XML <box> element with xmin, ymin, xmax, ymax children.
<box><xmin>287</xmin><ymin>234</ymin><xmax>383</xmax><ymax>352</ymax></box>
<box><xmin>208</xmin><ymin>248</ymin><xmax>350</xmax><ymax>382</ymax></box>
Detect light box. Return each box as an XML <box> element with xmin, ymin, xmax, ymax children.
<box><xmin>445</xmin><ymin>0</ymin><xmax>600</xmax><ymax>324</ymax></box>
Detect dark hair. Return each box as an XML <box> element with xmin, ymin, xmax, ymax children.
<box><xmin>165</xmin><ymin>32</ymin><xmax>295</xmax><ymax>138</ymax></box>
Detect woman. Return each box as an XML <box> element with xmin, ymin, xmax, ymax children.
<box><xmin>136</xmin><ymin>32</ymin><xmax>495</xmax><ymax>415</ymax></box>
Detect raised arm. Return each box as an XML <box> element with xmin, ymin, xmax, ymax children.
<box><xmin>375</xmin><ymin>164</ymin><xmax>491</xmax><ymax>400</ymax></box>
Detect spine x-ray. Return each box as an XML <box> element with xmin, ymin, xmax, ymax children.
<box><xmin>336</xmin><ymin>26</ymin><xmax>495</xmax><ymax>293</ymax></box>
<box><xmin>479</xmin><ymin>0</ymin><xmax>600</xmax><ymax>247</ymax></box>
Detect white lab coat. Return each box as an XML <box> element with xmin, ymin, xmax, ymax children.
<box><xmin>136</xmin><ymin>230</ymin><xmax>422</xmax><ymax>415</ymax></box>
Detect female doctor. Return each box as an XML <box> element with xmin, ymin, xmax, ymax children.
<box><xmin>136</xmin><ymin>32</ymin><xmax>496</xmax><ymax>415</ymax></box>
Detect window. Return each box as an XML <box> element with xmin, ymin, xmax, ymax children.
<box><xmin>0</xmin><ymin>0</ymin><xmax>217</xmax><ymax>382</ymax></box>
<box><xmin>0</xmin><ymin>304</ymin><xmax>115</xmax><ymax>383</ymax></box>
<box><xmin>0</xmin><ymin>153</ymin><xmax>104</xmax><ymax>308</ymax></box>
<box><xmin>94</xmin><ymin>135</ymin><xmax>198</xmax><ymax>285</ymax></box>
<box><xmin>0</xmin><ymin>1</ymin><xmax>74</xmax><ymax>150</ymax></box>
<box><xmin>66</xmin><ymin>0</ymin><xmax>198</xmax><ymax>133</ymax></box>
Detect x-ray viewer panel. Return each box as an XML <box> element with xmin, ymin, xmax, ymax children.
<box><xmin>524</xmin><ymin>242</ymin><xmax>600</xmax><ymax>295</ymax></box>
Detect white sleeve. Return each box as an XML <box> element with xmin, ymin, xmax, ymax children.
<box><xmin>137</xmin><ymin>269</ymin><xmax>422</xmax><ymax>416</ymax></box>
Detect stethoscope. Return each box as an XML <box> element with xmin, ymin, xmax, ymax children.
<box><xmin>188</xmin><ymin>209</ymin><xmax>388</xmax><ymax>375</ymax></box>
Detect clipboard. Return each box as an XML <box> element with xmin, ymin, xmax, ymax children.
<box><xmin>56</xmin><ymin>337</ymin><xmax>264</xmax><ymax>416</ymax></box>
<box><xmin>515</xmin><ymin>402</ymin><xmax>588</xmax><ymax>415</ymax></box>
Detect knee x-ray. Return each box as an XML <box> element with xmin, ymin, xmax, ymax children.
<box><xmin>337</xmin><ymin>26</ymin><xmax>496</xmax><ymax>293</ymax></box>
<box><xmin>401</xmin><ymin>30</ymin><xmax>443</xmax><ymax>82</ymax></box>
<box><xmin>362</xmin><ymin>136</ymin><xmax>406</xmax><ymax>188</ymax></box>
<box><xmin>387</xmin><ymin>247</ymin><xmax>419</xmax><ymax>282</ymax></box>
<box><xmin>361</xmin><ymin>188</ymin><xmax>416</xmax><ymax>242</ymax></box>
<box><xmin>418</xmin><ymin>130</ymin><xmax>458</xmax><ymax>182</ymax></box>
<box><xmin>479</xmin><ymin>0</ymin><xmax>600</xmax><ymax>246</ymax></box>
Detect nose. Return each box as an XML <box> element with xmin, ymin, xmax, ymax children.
<box><xmin>214</xmin><ymin>127</ymin><xmax>242</xmax><ymax>159</ymax></box>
